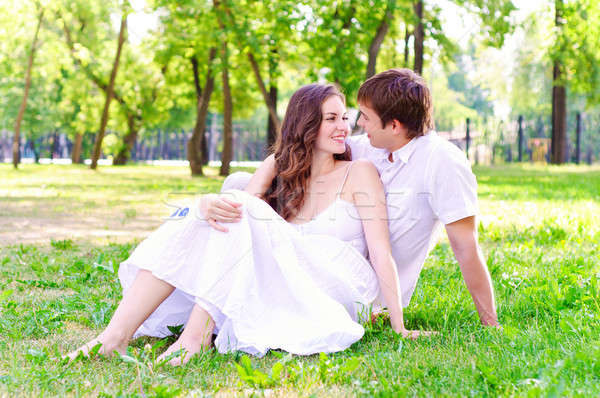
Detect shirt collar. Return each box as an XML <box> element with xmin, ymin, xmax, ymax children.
<box><xmin>385</xmin><ymin>136</ymin><xmax>419</xmax><ymax>164</ymax></box>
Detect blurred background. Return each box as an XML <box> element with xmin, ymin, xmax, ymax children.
<box><xmin>2</xmin><ymin>0</ymin><xmax>599</xmax><ymax>175</ymax></box>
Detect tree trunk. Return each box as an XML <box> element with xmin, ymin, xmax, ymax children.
<box><xmin>266</xmin><ymin>47</ymin><xmax>278</xmax><ymax>149</ymax></box>
<box><xmin>214</xmin><ymin>0</ymin><xmax>233</xmax><ymax>176</ymax></box>
<box><xmin>71</xmin><ymin>132</ymin><xmax>83</xmax><ymax>164</ymax></box>
<box><xmin>114</xmin><ymin>114</ymin><xmax>139</xmax><ymax>165</ymax></box>
<box><xmin>188</xmin><ymin>48</ymin><xmax>217</xmax><ymax>175</ymax></box>
<box><xmin>247</xmin><ymin>52</ymin><xmax>281</xmax><ymax>135</ymax></box>
<box><xmin>90</xmin><ymin>13</ymin><xmax>127</xmax><ymax>170</ymax></box>
<box><xmin>12</xmin><ymin>8</ymin><xmax>44</xmax><ymax>169</ymax></box>
<box><xmin>551</xmin><ymin>62</ymin><xmax>567</xmax><ymax>164</ymax></box>
<box><xmin>404</xmin><ymin>26</ymin><xmax>412</xmax><ymax>67</ymax></box>
<box><xmin>33</xmin><ymin>141</ymin><xmax>40</xmax><ymax>163</ymax></box>
<box><xmin>366</xmin><ymin>1</ymin><xmax>395</xmax><ymax>79</ymax></box>
<box><xmin>267</xmin><ymin>85</ymin><xmax>278</xmax><ymax>149</ymax></box>
<box><xmin>62</xmin><ymin>14</ymin><xmax>140</xmax><ymax>162</ymax></box>
<box><xmin>551</xmin><ymin>0</ymin><xmax>567</xmax><ymax>164</ymax></box>
<box><xmin>220</xmin><ymin>41</ymin><xmax>233</xmax><ymax>176</ymax></box>
<box><xmin>51</xmin><ymin>131</ymin><xmax>58</xmax><ymax>160</ymax></box>
<box><xmin>413</xmin><ymin>0</ymin><xmax>424</xmax><ymax>75</ymax></box>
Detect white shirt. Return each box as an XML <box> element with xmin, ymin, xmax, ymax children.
<box><xmin>347</xmin><ymin>132</ymin><xmax>478</xmax><ymax>307</ymax></box>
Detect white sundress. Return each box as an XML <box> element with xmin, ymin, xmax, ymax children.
<box><xmin>118</xmin><ymin>163</ymin><xmax>380</xmax><ymax>357</ymax></box>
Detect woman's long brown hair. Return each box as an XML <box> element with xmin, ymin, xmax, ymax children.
<box><xmin>266</xmin><ymin>84</ymin><xmax>351</xmax><ymax>220</ymax></box>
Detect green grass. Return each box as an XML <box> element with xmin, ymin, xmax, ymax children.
<box><xmin>0</xmin><ymin>163</ymin><xmax>599</xmax><ymax>397</ymax></box>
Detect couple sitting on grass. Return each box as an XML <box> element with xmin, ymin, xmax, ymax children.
<box><xmin>67</xmin><ymin>68</ymin><xmax>499</xmax><ymax>366</ymax></box>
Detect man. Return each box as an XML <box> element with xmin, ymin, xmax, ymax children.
<box><xmin>212</xmin><ymin>68</ymin><xmax>499</xmax><ymax>327</ymax></box>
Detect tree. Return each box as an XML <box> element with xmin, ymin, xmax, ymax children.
<box><xmin>220</xmin><ymin>0</ymin><xmax>302</xmax><ymax>147</ymax></box>
<box><xmin>12</xmin><ymin>4</ymin><xmax>44</xmax><ymax>169</ymax></box>
<box><xmin>303</xmin><ymin>0</ymin><xmax>404</xmax><ymax>103</ymax></box>
<box><xmin>53</xmin><ymin>66</ymin><xmax>103</xmax><ymax>164</ymax></box>
<box><xmin>111</xmin><ymin>43</ymin><xmax>170</xmax><ymax>166</ymax></box>
<box><xmin>367</xmin><ymin>0</ymin><xmax>397</xmax><ymax>79</ymax></box>
<box><xmin>411</xmin><ymin>0</ymin><xmax>515</xmax><ymax>77</ymax></box>
<box><xmin>89</xmin><ymin>9</ymin><xmax>127</xmax><ymax>169</ymax></box>
<box><xmin>186</xmin><ymin>48</ymin><xmax>217</xmax><ymax>175</ymax></box>
<box><xmin>58</xmin><ymin>0</ymin><xmax>128</xmax><ymax>168</ymax></box>
<box><xmin>59</xmin><ymin>0</ymin><xmax>172</xmax><ymax>167</ymax></box>
<box><xmin>549</xmin><ymin>0</ymin><xmax>600</xmax><ymax>163</ymax></box>
<box><xmin>1</xmin><ymin>1</ymin><xmax>83</xmax><ymax>164</ymax></box>
<box><xmin>413</xmin><ymin>0</ymin><xmax>424</xmax><ymax>75</ymax></box>
<box><xmin>214</xmin><ymin>0</ymin><xmax>233</xmax><ymax>176</ymax></box>
<box><xmin>152</xmin><ymin>0</ymin><xmax>222</xmax><ymax>174</ymax></box>
<box><xmin>551</xmin><ymin>0</ymin><xmax>567</xmax><ymax>164</ymax></box>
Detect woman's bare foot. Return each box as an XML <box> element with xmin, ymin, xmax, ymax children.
<box><xmin>156</xmin><ymin>334</ymin><xmax>212</xmax><ymax>366</ymax></box>
<box><xmin>65</xmin><ymin>330</ymin><xmax>128</xmax><ymax>361</ymax></box>
<box><xmin>157</xmin><ymin>304</ymin><xmax>215</xmax><ymax>366</ymax></box>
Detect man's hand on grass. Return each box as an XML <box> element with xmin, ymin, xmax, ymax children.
<box><xmin>371</xmin><ymin>311</ymin><xmax>437</xmax><ymax>339</ymax></box>
<box><xmin>396</xmin><ymin>329</ymin><xmax>438</xmax><ymax>339</ymax></box>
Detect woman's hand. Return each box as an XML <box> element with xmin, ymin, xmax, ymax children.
<box><xmin>199</xmin><ymin>194</ymin><xmax>242</xmax><ymax>232</ymax></box>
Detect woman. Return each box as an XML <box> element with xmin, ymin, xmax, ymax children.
<box><xmin>67</xmin><ymin>84</ymin><xmax>431</xmax><ymax>365</ymax></box>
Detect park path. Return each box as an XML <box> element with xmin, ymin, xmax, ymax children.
<box><xmin>0</xmin><ymin>214</ymin><xmax>161</xmax><ymax>246</ymax></box>
<box><xmin>0</xmin><ymin>188</ymin><xmax>192</xmax><ymax>247</ymax></box>
<box><xmin>0</xmin><ymin>164</ymin><xmax>223</xmax><ymax>248</ymax></box>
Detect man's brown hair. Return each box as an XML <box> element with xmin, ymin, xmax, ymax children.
<box><xmin>357</xmin><ymin>68</ymin><xmax>434</xmax><ymax>139</ymax></box>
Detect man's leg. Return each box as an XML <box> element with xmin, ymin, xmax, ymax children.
<box><xmin>67</xmin><ymin>270</ymin><xmax>175</xmax><ymax>359</ymax></box>
<box><xmin>221</xmin><ymin>172</ymin><xmax>252</xmax><ymax>192</ymax></box>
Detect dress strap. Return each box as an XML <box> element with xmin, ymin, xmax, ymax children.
<box><xmin>337</xmin><ymin>162</ymin><xmax>354</xmax><ymax>196</ymax></box>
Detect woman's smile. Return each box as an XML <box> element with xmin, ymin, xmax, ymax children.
<box><xmin>332</xmin><ymin>134</ymin><xmax>346</xmax><ymax>144</ymax></box>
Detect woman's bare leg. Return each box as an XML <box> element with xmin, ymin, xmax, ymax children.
<box><xmin>67</xmin><ymin>270</ymin><xmax>175</xmax><ymax>360</ymax></box>
<box><xmin>157</xmin><ymin>304</ymin><xmax>215</xmax><ymax>366</ymax></box>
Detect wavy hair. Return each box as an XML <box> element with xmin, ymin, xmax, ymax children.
<box><xmin>266</xmin><ymin>84</ymin><xmax>351</xmax><ymax>220</ymax></box>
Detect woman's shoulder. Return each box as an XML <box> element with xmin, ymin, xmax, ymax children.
<box><xmin>348</xmin><ymin>159</ymin><xmax>379</xmax><ymax>176</ymax></box>
<box><xmin>344</xmin><ymin>159</ymin><xmax>382</xmax><ymax>193</ymax></box>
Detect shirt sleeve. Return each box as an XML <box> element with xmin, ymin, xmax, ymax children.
<box><xmin>346</xmin><ymin>134</ymin><xmax>370</xmax><ymax>160</ymax></box>
<box><xmin>426</xmin><ymin>142</ymin><xmax>478</xmax><ymax>224</ymax></box>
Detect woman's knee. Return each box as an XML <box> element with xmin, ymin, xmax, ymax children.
<box><xmin>221</xmin><ymin>172</ymin><xmax>253</xmax><ymax>192</ymax></box>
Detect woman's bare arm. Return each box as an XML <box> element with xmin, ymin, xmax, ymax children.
<box><xmin>244</xmin><ymin>154</ymin><xmax>276</xmax><ymax>197</ymax></box>
<box><xmin>346</xmin><ymin>160</ymin><xmax>434</xmax><ymax>338</ymax></box>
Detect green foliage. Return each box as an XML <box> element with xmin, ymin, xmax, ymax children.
<box><xmin>5</xmin><ymin>0</ymin><xmax>587</xmax><ymax>158</ymax></box>
<box><xmin>508</xmin><ymin>12</ymin><xmax>554</xmax><ymax>119</ymax></box>
<box><xmin>303</xmin><ymin>0</ymin><xmax>402</xmax><ymax>103</ymax></box>
<box><xmin>0</xmin><ymin>1</ymin><xmax>73</xmax><ymax>139</ymax></box>
<box><xmin>432</xmin><ymin>71</ymin><xmax>478</xmax><ymax>132</ymax></box>
<box><xmin>553</xmin><ymin>1</ymin><xmax>600</xmax><ymax>106</ymax></box>
<box><xmin>235</xmin><ymin>355</ymin><xmax>284</xmax><ymax>388</ymax></box>
<box><xmin>455</xmin><ymin>0</ymin><xmax>517</xmax><ymax>47</ymax></box>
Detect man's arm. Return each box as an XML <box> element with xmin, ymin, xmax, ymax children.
<box><xmin>445</xmin><ymin>216</ymin><xmax>499</xmax><ymax>327</ymax></box>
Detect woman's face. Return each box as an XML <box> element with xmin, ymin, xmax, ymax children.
<box><xmin>314</xmin><ymin>95</ymin><xmax>350</xmax><ymax>155</ymax></box>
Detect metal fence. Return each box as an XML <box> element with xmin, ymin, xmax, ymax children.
<box><xmin>0</xmin><ymin>120</ymin><xmax>268</xmax><ymax>164</ymax></box>
<box><xmin>1</xmin><ymin>114</ymin><xmax>597</xmax><ymax>165</ymax></box>
<box><xmin>443</xmin><ymin>113</ymin><xmax>598</xmax><ymax>165</ymax></box>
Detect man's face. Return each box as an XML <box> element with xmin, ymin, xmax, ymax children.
<box><xmin>356</xmin><ymin>102</ymin><xmax>398</xmax><ymax>150</ymax></box>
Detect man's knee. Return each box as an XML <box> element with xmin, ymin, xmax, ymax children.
<box><xmin>221</xmin><ymin>172</ymin><xmax>253</xmax><ymax>192</ymax></box>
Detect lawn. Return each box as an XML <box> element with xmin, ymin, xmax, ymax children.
<box><xmin>0</xmin><ymin>163</ymin><xmax>599</xmax><ymax>397</ymax></box>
